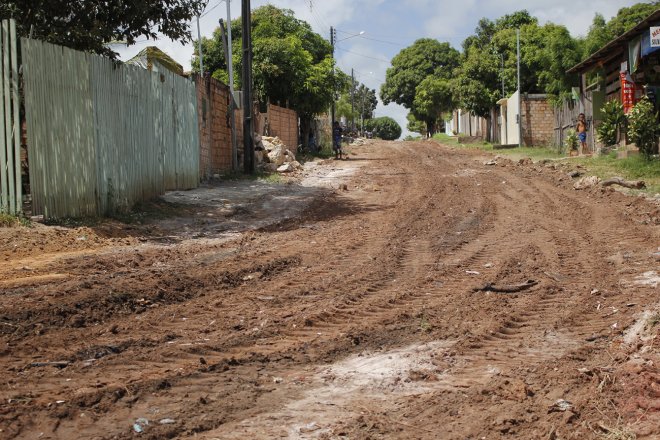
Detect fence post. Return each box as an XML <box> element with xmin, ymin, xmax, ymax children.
<box><xmin>0</xmin><ymin>19</ymin><xmax>21</xmax><ymax>215</ymax></box>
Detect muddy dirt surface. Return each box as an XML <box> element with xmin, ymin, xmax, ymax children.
<box><xmin>1</xmin><ymin>140</ymin><xmax>659</xmax><ymax>440</ymax></box>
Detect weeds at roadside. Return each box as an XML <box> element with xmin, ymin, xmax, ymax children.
<box><xmin>647</xmin><ymin>313</ymin><xmax>660</xmax><ymax>329</ymax></box>
<box><xmin>0</xmin><ymin>213</ymin><xmax>33</xmax><ymax>228</ymax></box>
<box><xmin>419</xmin><ymin>314</ymin><xmax>432</xmax><ymax>333</ymax></box>
<box><xmin>589</xmin><ymin>399</ymin><xmax>638</xmax><ymax>440</ymax></box>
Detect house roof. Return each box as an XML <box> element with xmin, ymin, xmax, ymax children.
<box><xmin>567</xmin><ymin>9</ymin><xmax>660</xmax><ymax>74</ymax></box>
<box><xmin>125</xmin><ymin>46</ymin><xmax>184</xmax><ymax>76</ymax></box>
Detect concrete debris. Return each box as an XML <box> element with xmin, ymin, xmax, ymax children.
<box><xmin>573</xmin><ymin>176</ymin><xmax>601</xmax><ymax>190</ymax></box>
<box><xmin>277</xmin><ymin>163</ymin><xmax>295</xmax><ymax>173</ymax></box>
<box><xmin>549</xmin><ymin>399</ymin><xmax>573</xmax><ymax>412</ymax></box>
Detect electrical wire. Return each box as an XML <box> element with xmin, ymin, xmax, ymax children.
<box><xmin>336</xmin><ymin>28</ymin><xmax>408</xmax><ymax>47</ymax></box>
<box><xmin>200</xmin><ymin>0</ymin><xmax>225</xmax><ymax>18</ymax></box>
<box><xmin>335</xmin><ymin>47</ymin><xmax>391</xmax><ymax>64</ymax></box>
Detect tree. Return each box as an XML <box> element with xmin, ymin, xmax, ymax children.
<box><xmin>380</xmin><ymin>39</ymin><xmax>459</xmax><ymax>109</ymax></box>
<box><xmin>407</xmin><ymin>113</ymin><xmax>427</xmax><ymax>138</ymax></box>
<box><xmin>195</xmin><ymin>5</ymin><xmax>337</xmax><ymax>148</ymax></box>
<box><xmin>336</xmin><ymin>78</ymin><xmax>377</xmax><ymax>131</ymax></box>
<box><xmin>582</xmin><ymin>13</ymin><xmax>609</xmax><ymax>58</ymax></box>
<box><xmin>0</xmin><ymin>0</ymin><xmax>207</xmax><ymax>58</ymax></box>
<box><xmin>582</xmin><ymin>2</ymin><xmax>660</xmax><ymax>58</ymax></box>
<box><xmin>412</xmin><ymin>76</ymin><xmax>453</xmax><ymax>136</ymax></box>
<box><xmin>365</xmin><ymin>116</ymin><xmax>402</xmax><ymax>140</ymax></box>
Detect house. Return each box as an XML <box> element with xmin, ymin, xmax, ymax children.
<box><xmin>567</xmin><ymin>9</ymin><xmax>660</xmax><ymax>154</ymax></box>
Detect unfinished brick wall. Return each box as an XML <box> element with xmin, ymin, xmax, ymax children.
<box><xmin>521</xmin><ymin>95</ymin><xmax>554</xmax><ymax>146</ymax></box>
<box><xmin>195</xmin><ymin>75</ymin><xmax>299</xmax><ymax>176</ymax></box>
<box><xmin>195</xmin><ymin>75</ymin><xmax>232</xmax><ymax>178</ymax></box>
<box><xmin>267</xmin><ymin>104</ymin><xmax>298</xmax><ymax>150</ymax></box>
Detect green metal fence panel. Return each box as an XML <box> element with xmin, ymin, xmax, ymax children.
<box><xmin>0</xmin><ymin>22</ymin><xmax>7</xmax><ymax>214</ymax></box>
<box><xmin>22</xmin><ymin>38</ymin><xmax>200</xmax><ymax>218</ymax></box>
<box><xmin>0</xmin><ymin>19</ymin><xmax>22</xmax><ymax>215</ymax></box>
<box><xmin>22</xmin><ymin>39</ymin><xmax>97</xmax><ymax>218</ymax></box>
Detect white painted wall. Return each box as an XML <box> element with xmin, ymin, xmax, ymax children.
<box><xmin>506</xmin><ymin>90</ymin><xmax>520</xmax><ymax>145</ymax></box>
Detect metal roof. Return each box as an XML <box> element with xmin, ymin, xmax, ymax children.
<box><xmin>567</xmin><ymin>9</ymin><xmax>660</xmax><ymax>74</ymax></box>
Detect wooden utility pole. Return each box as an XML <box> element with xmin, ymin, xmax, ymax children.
<box><xmin>241</xmin><ymin>0</ymin><xmax>254</xmax><ymax>173</ymax></box>
<box><xmin>330</xmin><ymin>26</ymin><xmax>335</xmax><ymax>125</ymax></box>
<box><xmin>219</xmin><ymin>18</ymin><xmax>238</xmax><ymax>171</ymax></box>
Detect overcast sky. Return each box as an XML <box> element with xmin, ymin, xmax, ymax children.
<box><xmin>114</xmin><ymin>0</ymin><xmax>646</xmax><ymax>137</ymax></box>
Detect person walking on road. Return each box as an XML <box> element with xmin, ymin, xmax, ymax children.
<box><xmin>333</xmin><ymin>121</ymin><xmax>343</xmax><ymax>160</ymax></box>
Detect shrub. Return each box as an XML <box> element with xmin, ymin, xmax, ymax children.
<box><xmin>564</xmin><ymin>129</ymin><xmax>578</xmax><ymax>154</ymax></box>
<box><xmin>627</xmin><ymin>97</ymin><xmax>660</xmax><ymax>160</ymax></box>
<box><xmin>596</xmin><ymin>100</ymin><xmax>625</xmax><ymax>148</ymax></box>
<box><xmin>365</xmin><ymin>116</ymin><xmax>402</xmax><ymax>140</ymax></box>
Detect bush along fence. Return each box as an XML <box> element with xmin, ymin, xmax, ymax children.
<box><xmin>0</xmin><ymin>19</ymin><xmax>21</xmax><ymax>216</ymax></box>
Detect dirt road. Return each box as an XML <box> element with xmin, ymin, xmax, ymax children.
<box><xmin>1</xmin><ymin>140</ymin><xmax>658</xmax><ymax>439</ymax></box>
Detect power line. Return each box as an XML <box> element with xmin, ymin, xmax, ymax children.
<box><xmin>335</xmin><ymin>28</ymin><xmax>407</xmax><ymax>47</ymax></box>
<box><xmin>335</xmin><ymin>47</ymin><xmax>391</xmax><ymax>64</ymax></box>
<box><xmin>200</xmin><ymin>0</ymin><xmax>225</xmax><ymax>18</ymax></box>
<box><xmin>309</xmin><ymin>0</ymin><xmax>331</xmax><ymax>31</ymax></box>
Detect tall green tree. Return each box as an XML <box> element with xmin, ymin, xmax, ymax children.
<box><xmin>412</xmin><ymin>76</ymin><xmax>453</xmax><ymax>136</ymax></box>
<box><xmin>195</xmin><ymin>5</ymin><xmax>337</xmax><ymax>147</ymax></box>
<box><xmin>582</xmin><ymin>2</ymin><xmax>660</xmax><ymax>58</ymax></box>
<box><xmin>381</xmin><ymin>38</ymin><xmax>459</xmax><ymax>135</ymax></box>
<box><xmin>380</xmin><ymin>39</ymin><xmax>459</xmax><ymax>109</ymax></box>
<box><xmin>0</xmin><ymin>0</ymin><xmax>207</xmax><ymax>57</ymax></box>
<box><xmin>454</xmin><ymin>10</ymin><xmax>580</xmax><ymax>124</ymax></box>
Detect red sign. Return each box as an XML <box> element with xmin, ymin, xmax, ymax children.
<box><xmin>620</xmin><ymin>72</ymin><xmax>636</xmax><ymax>114</ymax></box>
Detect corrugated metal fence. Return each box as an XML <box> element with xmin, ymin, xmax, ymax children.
<box><xmin>0</xmin><ymin>20</ymin><xmax>21</xmax><ymax>215</ymax></box>
<box><xmin>22</xmin><ymin>37</ymin><xmax>199</xmax><ymax>218</ymax></box>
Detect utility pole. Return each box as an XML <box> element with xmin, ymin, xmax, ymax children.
<box><xmin>219</xmin><ymin>17</ymin><xmax>238</xmax><ymax>171</ymax></box>
<box><xmin>501</xmin><ymin>53</ymin><xmax>505</xmax><ymax>98</ymax></box>
<box><xmin>242</xmin><ymin>0</ymin><xmax>254</xmax><ymax>173</ymax></box>
<box><xmin>330</xmin><ymin>26</ymin><xmax>335</xmax><ymax>125</ymax></box>
<box><xmin>196</xmin><ymin>16</ymin><xmax>204</xmax><ymax>74</ymax></box>
<box><xmin>350</xmin><ymin>68</ymin><xmax>355</xmax><ymax>132</ymax></box>
<box><xmin>516</xmin><ymin>28</ymin><xmax>521</xmax><ymax>148</ymax></box>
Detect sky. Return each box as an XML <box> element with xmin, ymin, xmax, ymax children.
<box><xmin>113</xmin><ymin>0</ymin><xmax>645</xmax><ymax>138</ymax></box>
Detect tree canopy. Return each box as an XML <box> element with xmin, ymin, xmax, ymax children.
<box><xmin>366</xmin><ymin>116</ymin><xmax>402</xmax><ymax>140</ymax></box>
<box><xmin>337</xmin><ymin>82</ymin><xmax>378</xmax><ymax>128</ymax></box>
<box><xmin>581</xmin><ymin>2</ymin><xmax>660</xmax><ymax>59</ymax></box>
<box><xmin>453</xmin><ymin>10</ymin><xmax>580</xmax><ymax>117</ymax></box>
<box><xmin>380</xmin><ymin>38</ymin><xmax>459</xmax><ymax>135</ymax></box>
<box><xmin>196</xmin><ymin>5</ymin><xmax>336</xmax><ymax>121</ymax></box>
<box><xmin>380</xmin><ymin>39</ymin><xmax>459</xmax><ymax>109</ymax></box>
<box><xmin>0</xmin><ymin>0</ymin><xmax>207</xmax><ymax>57</ymax></box>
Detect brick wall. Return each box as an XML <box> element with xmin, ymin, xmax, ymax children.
<box><xmin>267</xmin><ymin>104</ymin><xmax>298</xmax><ymax>150</ymax></box>
<box><xmin>521</xmin><ymin>95</ymin><xmax>554</xmax><ymax>146</ymax></box>
<box><xmin>195</xmin><ymin>75</ymin><xmax>233</xmax><ymax>178</ymax></box>
<box><xmin>195</xmin><ymin>75</ymin><xmax>299</xmax><ymax>177</ymax></box>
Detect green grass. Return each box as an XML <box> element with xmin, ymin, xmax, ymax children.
<box><xmin>433</xmin><ymin>133</ymin><xmax>660</xmax><ymax>194</ymax></box>
<box><xmin>573</xmin><ymin>153</ymin><xmax>660</xmax><ymax>194</ymax></box>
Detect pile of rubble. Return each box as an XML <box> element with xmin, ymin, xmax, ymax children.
<box><xmin>254</xmin><ymin>135</ymin><xmax>303</xmax><ymax>173</ymax></box>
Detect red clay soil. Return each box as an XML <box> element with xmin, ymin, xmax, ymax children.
<box><xmin>1</xmin><ymin>140</ymin><xmax>658</xmax><ymax>440</ymax></box>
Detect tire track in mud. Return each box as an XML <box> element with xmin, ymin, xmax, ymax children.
<box><xmin>3</xmin><ymin>141</ymin><xmax>659</xmax><ymax>439</ymax></box>
<box><xmin>200</xmin><ymin>153</ymin><xmax>657</xmax><ymax>439</ymax></box>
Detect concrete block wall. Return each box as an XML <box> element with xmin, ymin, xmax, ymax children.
<box><xmin>521</xmin><ymin>96</ymin><xmax>554</xmax><ymax>146</ymax></box>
